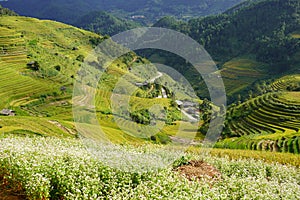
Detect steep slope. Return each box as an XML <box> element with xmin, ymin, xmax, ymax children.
<box><xmin>0</xmin><ymin>15</ymin><xmax>196</xmax><ymax>143</ymax></box>
<box><xmin>0</xmin><ymin>0</ymin><xmax>246</xmax><ymax>24</ymax></box>
<box><xmin>0</xmin><ymin>5</ymin><xmax>18</xmax><ymax>16</ymax></box>
<box><xmin>215</xmin><ymin>74</ymin><xmax>300</xmax><ymax>153</ymax></box>
<box><xmin>75</xmin><ymin>11</ymin><xmax>139</xmax><ymax>36</ymax></box>
<box><xmin>0</xmin><ymin>15</ymin><xmax>101</xmax><ymax>137</ymax></box>
<box><xmin>152</xmin><ymin>0</ymin><xmax>300</xmax><ymax>101</ymax></box>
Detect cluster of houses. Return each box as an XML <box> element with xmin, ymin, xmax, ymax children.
<box><xmin>130</xmin><ymin>15</ymin><xmax>145</xmax><ymax>19</ymax></box>
<box><xmin>135</xmin><ymin>81</ymin><xmax>149</xmax><ymax>87</ymax></box>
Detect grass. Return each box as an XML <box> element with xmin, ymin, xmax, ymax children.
<box><xmin>291</xmin><ymin>31</ymin><xmax>300</xmax><ymax>39</ymax></box>
<box><xmin>281</xmin><ymin>91</ymin><xmax>300</xmax><ymax>103</ymax></box>
<box><xmin>0</xmin><ymin>16</ymin><xmax>99</xmax><ymax>108</ymax></box>
<box><xmin>270</xmin><ymin>74</ymin><xmax>300</xmax><ymax>91</ymax></box>
<box><xmin>187</xmin><ymin>147</ymin><xmax>300</xmax><ymax>167</ymax></box>
<box><xmin>209</xmin><ymin>148</ymin><xmax>300</xmax><ymax>167</ymax></box>
<box><xmin>0</xmin><ymin>116</ymin><xmax>73</xmax><ymax>137</ymax></box>
<box><xmin>195</xmin><ymin>57</ymin><xmax>269</xmax><ymax>99</ymax></box>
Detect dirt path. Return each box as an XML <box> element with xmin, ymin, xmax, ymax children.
<box><xmin>149</xmin><ymin>71</ymin><xmax>163</xmax><ymax>83</ymax></box>
<box><xmin>180</xmin><ymin>109</ymin><xmax>198</xmax><ymax>123</ymax></box>
<box><xmin>169</xmin><ymin>136</ymin><xmax>201</xmax><ymax>146</ymax></box>
<box><xmin>48</xmin><ymin>120</ymin><xmax>76</xmax><ymax>135</ymax></box>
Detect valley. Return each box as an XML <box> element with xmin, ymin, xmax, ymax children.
<box><xmin>0</xmin><ymin>0</ymin><xmax>299</xmax><ymax>199</ymax></box>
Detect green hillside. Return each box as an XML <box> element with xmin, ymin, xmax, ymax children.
<box><xmin>0</xmin><ymin>0</ymin><xmax>245</xmax><ymax>24</ymax></box>
<box><xmin>0</xmin><ymin>15</ymin><xmax>197</xmax><ymax>143</ymax></box>
<box><xmin>152</xmin><ymin>0</ymin><xmax>300</xmax><ymax>101</ymax></box>
<box><xmin>216</xmin><ymin>75</ymin><xmax>300</xmax><ymax>153</ymax></box>
<box><xmin>0</xmin><ymin>16</ymin><xmax>100</xmax><ymax>137</ymax></box>
<box><xmin>190</xmin><ymin>0</ymin><xmax>300</xmax><ymax>154</ymax></box>
<box><xmin>0</xmin><ymin>5</ymin><xmax>18</xmax><ymax>16</ymax></box>
<box><xmin>75</xmin><ymin>11</ymin><xmax>140</xmax><ymax>36</ymax></box>
<box><xmin>0</xmin><ymin>3</ymin><xmax>300</xmax><ymax>200</ymax></box>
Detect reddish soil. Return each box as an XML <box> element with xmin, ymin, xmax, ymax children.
<box><xmin>175</xmin><ymin>160</ymin><xmax>221</xmax><ymax>181</ymax></box>
<box><xmin>0</xmin><ymin>189</ymin><xmax>25</xmax><ymax>200</ymax></box>
<box><xmin>0</xmin><ymin>176</ymin><xmax>26</xmax><ymax>200</ymax></box>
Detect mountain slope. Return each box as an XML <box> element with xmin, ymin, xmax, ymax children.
<box><xmin>0</xmin><ymin>0</ymin><xmax>246</xmax><ymax>24</ymax></box>
<box><xmin>215</xmin><ymin>74</ymin><xmax>300</xmax><ymax>153</ymax></box>
<box><xmin>152</xmin><ymin>0</ymin><xmax>300</xmax><ymax>101</ymax></box>
<box><xmin>0</xmin><ymin>15</ymin><xmax>101</xmax><ymax>137</ymax></box>
<box><xmin>0</xmin><ymin>15</ymin><xmax>196</xmax><ymax>143</ymax></box>
<box><xmin>0</xmin><ymin>5</ymin><xmax>17</xmax><ymax>16</ymax></box>
<box><xmin>75</xmin><ymin>11</ymin><xmax>139</xmax><ymax>36</ymax></box>
<box><xmin>0</xmin><ymin>15</ymin><xmax>145</xmax><ymax>142</ymax></box>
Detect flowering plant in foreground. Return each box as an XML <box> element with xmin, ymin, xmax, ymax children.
<box><xmin>0</xmin><ymin>136</ymin><xmax>299</xmax><ymax>199</ymax></box>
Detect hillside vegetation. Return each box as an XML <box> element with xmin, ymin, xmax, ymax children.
<box><xmin>0</xmin><ymin>136</ymin><xmax>299</xmax><ymax>199</ymax></box>
<box><xmin>0</xmin><ymin>5</ymin><xmax>18</xmax><ymax>16</ymax></box>
<box><xmin>75</xmin><ymin>11</ymin><xmax>139</xmax><ymax>36</ymax></box>
<box><xmin>0</xmin><ymin>3</ymin><xmax>299</xmax><ymax>199</ymax></box>
<box><xmin>215</xmin><ymin>75</ymin><xmax>300</xmax><ymax>153</ymax></box>
<box><xmin>0</xmin><ymin>15</ymin><xmax>102</xmax><ymax>137</ymax></box>
<box><xmin>0</xmin><ymin>15</ymin><xmax>196</xmax><ymax>144</ymax></box>
<box><xmin>0</xmin><ymin>0</ymin><xmax>245</xmax><ymax>24</ymax></box>
<box><xmin>152</xmin><ymin>0</ymin><xmax>300</xmax><ymax>101</ymax></box>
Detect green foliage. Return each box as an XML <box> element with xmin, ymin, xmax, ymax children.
<box><xmin>130</xmin><ymin>109</ymin><xmax>151</xmax><ymax>125</ymax></box>
<box><xmin>76</xmin><ymin>54</ymin><xmax>85</xmax><ymax>62</ymax></box>
<box><xmin>1</xmin><ymin>136</ymin><xmax>300</xmax><ymax>199</ymax></box>
<box><xmin>88</xmin><ymin>36</ymin><xmax>107</xmax><ymax>47</ymax></box>
<box><xmin>76</xmin><ymin>11</ymin><xmax>139</xmax><ymax>36</ymax></box>
<box><xmin>152</xmin><ymin>0</ymin><xmax>300</xmax><ymax>101</ymax></box>
<box><xmin>172</xmin><ymin>155</ymin><xmax>191</xmax><ymax>168</ymax></box>
<box><xmin>150</xmin><ymin>132</ymin><xmax>172</xmax><ymax>144</ymax></box>
<box><xmin>156</xmin><ymin>0</ymin><xmax>300</xmax><ymax>65</ymax></box>
<box><xmin>1</xmin><ymin>0</ymin><xmax>245</xmax><ymax>24</ymax></box>
<box><xmin>256</xmin><ymin>24</ymin><xmax>299</xmax><ymax>72</ymax></box>
<box><xmin>28</xmin><ymin>39</ymin><xmax>38</xmax><ymax>46</ymax></box>
<box><xmin>0</xmin><ymin>5</ymin><xmax>18</xmax><ymax>16</ymax></box>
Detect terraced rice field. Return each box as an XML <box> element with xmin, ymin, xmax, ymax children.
<box><xmin>219</xmin><ymin>58</ymin><xmax>267</xmax><ymax>96</ymax></box>
<box><xmin>0</xmin><ymin>16</ymin><xmax>106</xmax><ymax>139</ymax></box>
<box><xmin>220</xmin><ymin>92</ymin><xmax>300</xmax><ymax>153</ymax></box>
<box><xmin>0</xmin><ymin>26</ymin><xmax>54</xmax><ymax>108</ymax></box>
<box><xmin>270</xmin><ymin>75</ymin><xmax>300</xmax><ymax>91</ymax></box>
<box><xmin>0</xmin><ymin>116</ymin><xmax>72</xmax><ymax>137</ymax></box>
<box><xmin>228</xmin><ymin>93</ymin><xmax>300</xmax><ymax>136</ymax></box>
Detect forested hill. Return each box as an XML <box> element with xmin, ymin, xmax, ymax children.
<box><xmin>75</xmin><ymin>11</ymin><xmax>139</xmax><ymax>36</ymax></box>
<box><xmin>0</xmin><ymin>5</ymin><xmax>18</xmax><ymax>16</ymax></box>
<box><xmin>224</xmin><ymin>0</ymin><xmax>263</xmax><ymax>14</ymax></box>
<box><xmin>154</xmin><ymin>0</ymin><xmax>300</xmax><ymax>73</ymax></box>
<box><xmin>0</xmin><ymin>0</ymin><xmax>245</xmax><ymax>24</ymax></box>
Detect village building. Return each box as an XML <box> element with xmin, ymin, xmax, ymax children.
<box><xmin>0</xmin><ymin>109</ymin><xmax>15</xmax><ymax>116</ymax></box>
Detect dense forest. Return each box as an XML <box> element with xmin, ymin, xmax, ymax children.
<box><xmin>155</xmin><ymin>0</ymin><xmax>300</xmax><ymax>69</ymax></box>
<box><xmin>75</xmin><ymin>11</ymin><xmax>139</xmax><ymax>36</ymax></box>
<box><xmin>150</xmin><ymin>0</ymin><xmax>300</xmax><ymax>101</ymax></box>
<box><xmin>0</xmin><ymin>0</ymin><xmax>245</xmax><ymax>24</ymax></box>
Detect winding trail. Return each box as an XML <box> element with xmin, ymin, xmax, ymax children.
<box><xmin>149</xmin><ymin>71</ymin><xmax>163</xmax><ymax>83</ymax></box>
<box><xmin>180</xmin><ymin>109</ymin><xmax>198</xmax><ymax>123</ymax></box>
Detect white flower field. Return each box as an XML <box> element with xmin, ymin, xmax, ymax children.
<box><xmin>0</xmin><ymin>136</ymin><xmax>299</xmax><ymax>199</ymax></box>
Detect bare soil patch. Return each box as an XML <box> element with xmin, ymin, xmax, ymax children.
<box><xmin>175</xmin><ymin>160</ymin><xmax>221</xmax><ymax>181</ymax></box>
<box><xmin>0</xmin><ymin>189</ymin><xmax>25</xmax><ymax>200</ymax></box>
